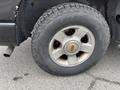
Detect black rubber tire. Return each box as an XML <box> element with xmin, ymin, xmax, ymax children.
<box><xmin>31</xmin><ymin>3</ymin><xmax>110</xmax><ymax>76</ymax></box>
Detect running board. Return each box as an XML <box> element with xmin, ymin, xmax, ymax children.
<box><xmin>0</xmin><ymin>22</ymin><xmax>17</xmax><ymax>46</ymax></box>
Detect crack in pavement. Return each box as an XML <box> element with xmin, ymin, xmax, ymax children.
<box><xmin>87</xmin><ymin>79</ymin><xmax>96</xmax><ymax>90</ymax></box>
<box><xmin>86</xmin><ymin>72</ymin><xmax>120</xmax><ymax>90</ymax></box>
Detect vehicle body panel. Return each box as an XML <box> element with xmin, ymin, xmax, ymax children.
<box><xmin>0</xmin><ymin>0</ymin><xmax>120</xmax><ymax>46</ymax></box>
<box><xmin>0</xmin><ymin>0</ymin><xmax>21</xmax><ymax>20</ymax></box>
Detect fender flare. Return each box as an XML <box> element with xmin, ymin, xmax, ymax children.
<box><xmin>107</xmin><ymin>0</ymin><xmax>120</xmax><ymax>40</ymax></box>
<box><xmin>16</xmin><ymin>0</ymin><xmax>69</xmax><ymax>44</ymax></box>
<box><xmin>16</xmin><ymin>0</ymin><xmax>106</xmax><ymax>44</ymax></box>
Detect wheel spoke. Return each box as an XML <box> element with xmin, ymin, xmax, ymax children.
<box><xmin>52</xmin><ymin>48</ymin><xmax>63</xmax><ymax>60</ymax></box>
<box><xmin>81</xmin><ymin>43</ymin><xmax>93</xmax><ymax>53</ymax></box>
<box><xmin>49</xmin><ymin>25</ymin><xmax>95</xmax><ymax>67</ymax></box>
<box><xmin>74</xmin><ymin>27</ymin><xmax>88</xmax><ymax>39</ymax></box>
<box><xmin>68</xmin><ymin>55</ymin><xmax>78</xmax><ymax>65</ymax></box>
<box><xmin>54</xmin><ymin>31</ymin><xmax>67</xmax><ymax>42</ymax></box>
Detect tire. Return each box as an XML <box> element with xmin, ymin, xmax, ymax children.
<box><xmin>31</xmin><ymin>3</ymin><xmax>110</xmax><ymax>76</ymax></box>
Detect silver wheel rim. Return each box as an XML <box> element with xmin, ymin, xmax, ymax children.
<box><xmin>49</xmin><ymin>25</ymin><xmax>95</xmax><ymax>67</ymax></box>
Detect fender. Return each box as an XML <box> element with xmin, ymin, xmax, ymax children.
<box><xmin>16</xmin><ymin>0</ymin><xmax>108</xmax><ymax>44</ymax></box>
<box><xmin>107</xmin><ymin>0</ymin><xmax>120</xmax><ymax>41</ymax></box>
<box><xmin>16</xmin><ymin>0</ymin><xmax>69</xmax><ymax>44</ymax></box>
<box><xmin>0</xmin><ymin>0</ymin><xmax>21</xmax><ymax>20</ymax></box>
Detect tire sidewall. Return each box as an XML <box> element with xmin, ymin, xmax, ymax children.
<box><xmin>32</xmin><ymin>10</ymin><xmax>109</xmax><ymax>75</ymax></box>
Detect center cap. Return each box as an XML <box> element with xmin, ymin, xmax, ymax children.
<box><xmin>64</xmin><ymin>40</ymin><xmax>80</xmax><ymax>55</ymax></box>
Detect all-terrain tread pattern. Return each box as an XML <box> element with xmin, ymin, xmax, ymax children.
<box><xmin>32</xmin><ymin>3</ymin><xmax>110</xmax><ymax>47</ymax></box>
<box><xmin>31</xmin><ymin>3</ymin><xmax>110</xmax><ymax>76</ymax></box>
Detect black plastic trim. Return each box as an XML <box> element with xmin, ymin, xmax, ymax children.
<box><xmin>0</xmin><ymin>22</ymin><xmax>17</xmax><ymax>46</ymax></box>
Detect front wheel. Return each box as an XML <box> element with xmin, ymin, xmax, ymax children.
<box><xmin>32</xmin><ymin>3</ymin><xmax>110</xmax><ymax>76</ymax></box>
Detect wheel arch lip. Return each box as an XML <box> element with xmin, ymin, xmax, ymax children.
<box><xmin>16</xmin><ymin>0</ymin><xmax>69</xmax><ymax>45</ymax></box>
<box><xmin>16</xmin><ymin>0</ymin><xmax>109</xmax><ymax>45</ymax></box>
<box><xmin>107</xmin><ymin>0</ymin><xmax>120</xmax><ymax>41</ymax></box>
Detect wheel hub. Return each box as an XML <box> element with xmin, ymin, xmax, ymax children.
<box><xmin>49</xmin><ymin>25</ymin><xmax>95</xmax><ymax>67</ymax></box>
<box><xmin>64</xmin><ymin>40</ymin><xmax>80</xmax><ymax>55</ymax></box>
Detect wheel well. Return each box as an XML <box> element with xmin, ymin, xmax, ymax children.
<box><xmin>16</xmin><ymin>0</ymin><xmax>107</xmax><ymax>45</ymax></box>
<box><xmin>107</xmin><ymin>0</ymin><xmax>120</xmax><ymax>41</ymax></box>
